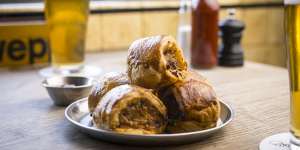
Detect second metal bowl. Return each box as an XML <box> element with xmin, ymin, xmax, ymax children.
<box><xmin>42</xmin><ymin>76</ymin><xmax>95</xmax><ymax>106</ymax></box>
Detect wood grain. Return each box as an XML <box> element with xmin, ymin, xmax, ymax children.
<box><xmin>0</xmin><ymin>51</ymin><xmax>289</xmax><ymax>150</ymax></box>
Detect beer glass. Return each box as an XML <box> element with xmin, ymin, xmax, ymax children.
<box><xmin>40</xmin><ymin>0</ymin><xmax>101</xmax><ymax>77</ymax></box>
<box><xmin>260</xmin><ymin>0</ymin><xmax>300</xmax><ymax>149</ymax></box>
<box><xmin>285</xmin><ymin>0</ymin><xmax>300</xmax><ymax>146</ymax></box>
<box><xmin>46</xmin><ymin>0</ymin><xmax>88</xmax><ymax>73</ymax></box>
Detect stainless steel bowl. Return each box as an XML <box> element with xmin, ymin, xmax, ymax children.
<box><xmin>42</xmin><ymin>76</ymin><xmax>95</xmax><ymax>106</ymax></box>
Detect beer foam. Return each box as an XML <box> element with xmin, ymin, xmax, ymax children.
<box><xmin>285</xmin><ymin>0</ymin><xmax>300</xmax><ymax>4</ymax></box>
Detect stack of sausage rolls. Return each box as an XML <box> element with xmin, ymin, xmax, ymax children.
<box><xmin>88</xmin><ymin>35</ymin><xmax>221</xmax><ymax>135</ymax></box>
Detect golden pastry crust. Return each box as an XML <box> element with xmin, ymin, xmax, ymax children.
<box><xmin>160</xmin><ymin>71</ymin><xmax>221</xmax><ymax>133</ymax></box>
<box><xmin>92</xmin><ymin>84</ymin><xmax>167</xmax><ymax>135</ymax></box>
<box><xmin>127</xmin><ymin>35</ymin><xmax>187</xmax><ymax>89</ymax></box>
<box><xmin>88</xmin><ymin>72</ymin><xmax>129</xmax><ymax>113</ymax></box>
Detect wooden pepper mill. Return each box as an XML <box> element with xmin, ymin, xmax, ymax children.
<box><xmin>219</xmin><ymin>9</ymin><xmax>245</xmax><ymax>67</ymax></box>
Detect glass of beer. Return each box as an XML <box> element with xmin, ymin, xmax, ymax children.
<box><xmin>45</xmin><ymin>0</ymin><xmax>89</xmax><ymax>74</ymax></box>
<box><xmin>260</xmin><ymin>0</ymin><xmax>300</xmax><ymax>149</ymax></box>
<box><xmin>286</xmin><ymin>0</ymin><xmax>300</xmax><ymax>146</ymax></box>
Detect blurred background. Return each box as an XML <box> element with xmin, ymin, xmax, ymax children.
<box><xmin>0</xmin><ymin>0</ymin><xmax>285</xmax><ymax>67</ymax></box>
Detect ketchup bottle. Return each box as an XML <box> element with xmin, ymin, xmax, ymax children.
<box><xmin>191</xmin><ymin>0</ymin><xmax>219</xmax><ymax>69</ymax></box>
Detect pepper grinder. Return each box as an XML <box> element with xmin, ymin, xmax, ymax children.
<box><xmin>219</xmin><ymin>9</ymin><xmax>245</xmax><ymax>66</ymax></box>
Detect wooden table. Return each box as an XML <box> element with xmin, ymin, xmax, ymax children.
<box><xmin>0</xmin><ymin>51</ymin><xmax>290</xmax><ymax>150</ymax></box>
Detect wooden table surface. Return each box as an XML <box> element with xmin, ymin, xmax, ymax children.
<box><xmin>0</xmin><ymin>51</ymin><xmax>290</xmax><ymax>150</ymax></box>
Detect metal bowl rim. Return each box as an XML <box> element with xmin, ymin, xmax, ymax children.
<box><xmin>65</xmin><ymin>97</ymin><xmax>234</xmax><ymax>138</ymax></box>
<box><xmin>42</xmin><ymin>76</ymin><xmax>97</xmax><ymax>89</ymax></box>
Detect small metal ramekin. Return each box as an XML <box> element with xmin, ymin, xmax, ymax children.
<box><xmin>42</xmin><ymin>76</ymin><xmax>95</xmax><ymax>106</ymax></box>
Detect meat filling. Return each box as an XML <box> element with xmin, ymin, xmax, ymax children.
<box><xmin>119</xmin><ymin>100</ymin><xmax>164</xmax><ymax>131</ymax></box>
<box><xmin>163</xmin><ymin>44</ymin><xmax>185</xmax><ymax>79</ymax></box>
<box><xmin>162</xmin><ymin>90</ymin><xmax>182</xmax><ymax>120</ymax></box>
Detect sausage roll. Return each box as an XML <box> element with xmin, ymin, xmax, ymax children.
<box><xmin>92</xmin><ymin>84</ymin><xmax>167</xmax><ymax>135</ymax></box>
<box><xmin>88</xmin><ymin>72</ymin><xmax>129</xmax><ymax>113</ymax></box>
<box><xmin>127</xmin><ymin>35</ymin><xmax>187</xmax><ymax>89</ymax></box>
<box><xmin>160</xmin><ymin>71</ymin><xmax>221</xmax><ymax>133</ymax></box>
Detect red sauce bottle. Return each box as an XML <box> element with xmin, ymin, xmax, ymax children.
<box><xmin>191</xmin><ymin>0</ymin><xmax>219</xmax><ymax>69</ymax></box>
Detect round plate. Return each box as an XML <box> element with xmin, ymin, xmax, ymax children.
<box><xmin>65</xmin><ymin>98</ymin><xmax>234</xmax><ymax>145</ymax></box>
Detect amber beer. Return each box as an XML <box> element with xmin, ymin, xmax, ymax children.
<box><xmin>45</xmin><ymin>0</ymin><xmax>89</xmax><ymax>71</ymax></box>
<box><xmin>285</xmin><ymin>0</ymin><xmax>300</xmax><ymax>142</ymax></box>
